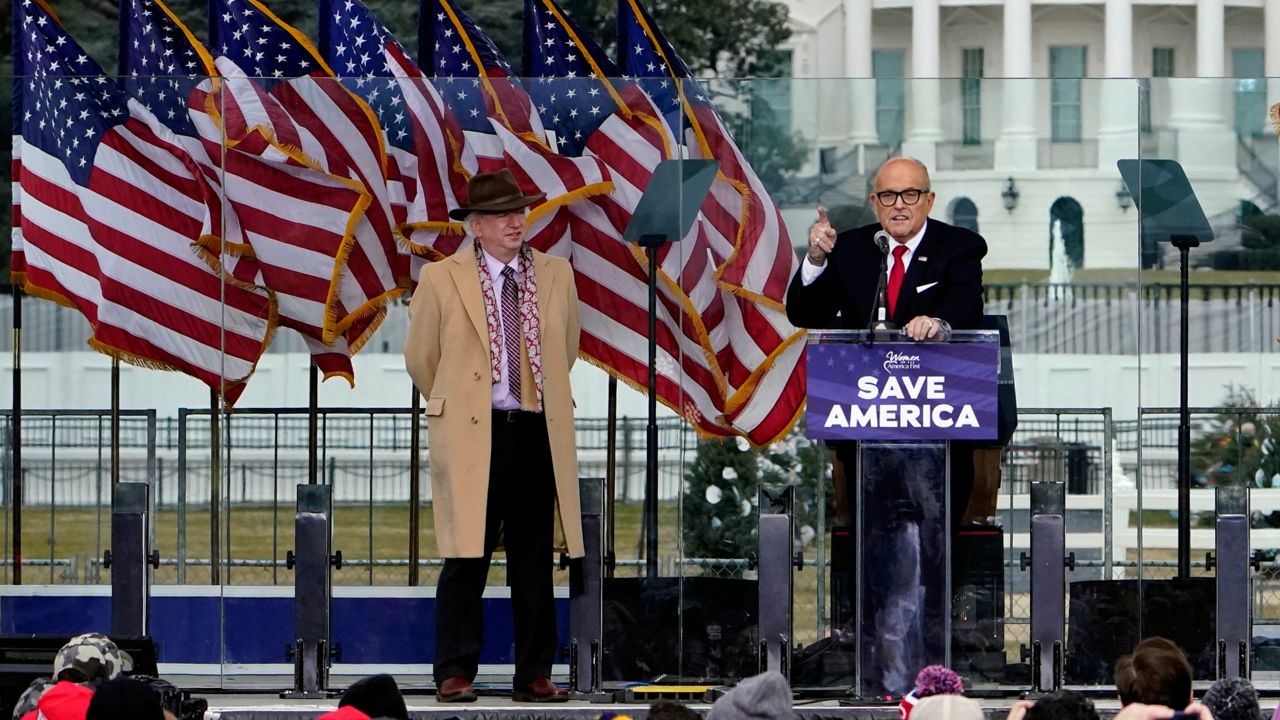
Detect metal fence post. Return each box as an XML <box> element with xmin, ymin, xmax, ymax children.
<box><xmin>569</xmin><ymin>477</ymin><xmax>606</xmax><ymax>697</ymax></box>
<box><xmin>283</xmin><ymin>483</ymin><xmax>336</xmax><ymax>699</ymax></box>
<box><xmin>108</xmin><ymin>482</ymin><xmax>152</xmax><ymax>636</ymax></box>
<box><xmin>758</xmin><ymin>484</ymin><xmax>794</xmax><ymax>678</ymax></box>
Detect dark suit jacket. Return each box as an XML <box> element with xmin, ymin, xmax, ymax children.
<box><xmin>785</xmin><ymin>219</ymin><xmax>987</xmax><ymax>331</ymax></box>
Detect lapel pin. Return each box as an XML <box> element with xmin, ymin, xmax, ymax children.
<box><xmin>917</xmin><ymin>256</ymin><xmax>928</xmax><ymax>262</ymax></box>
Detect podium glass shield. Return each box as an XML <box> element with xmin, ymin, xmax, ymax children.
<box><xmin>806</xmin><ymin>329</ymin><xmax>999</xmax><ymax>697</ymax></box>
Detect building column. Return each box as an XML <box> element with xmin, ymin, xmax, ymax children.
<box><xmin>1097</xmin><ymin>0</ymin><xmax>1138</xmax><ymax>170</ymax></box>
<box><xmin>1166</xmin><ymin>0</ymin><xmax>1233</xmax><ymax>172</ymax></box>
<box><xmin>1266</xmin><ymin>0</ymin><xmax>1280</xmax><ymax>137</ymax></box>
<box><xmin>902</xmin><ymin>0</ymin><xmax>941</xmax><ymax>168</ymax></box>
<box><xmin>1198</xmin><ymin>0</ymin><xmax>1225</xmax><ymax>77</ymax></box>
<box><xmin>844</xmin><ymin>0</ymin><xmax>878</xmax><ymax>146</ymax></box>
<box><xmin>1268</xmin><ymin>0</ymin><xmax>1280</xmax><ymax>76</ymax></box>
<box><xmin>994</xmin><ymin>0</ymin><xmax>1037</xmax><ymax>171</ymax></box>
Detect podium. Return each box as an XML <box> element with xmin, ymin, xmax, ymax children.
<box><xmin>806</xmin><ymin>329</ymin><xmax>1000</xmax><ymax>698</ymax></box>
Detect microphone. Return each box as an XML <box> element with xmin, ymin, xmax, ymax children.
<box><xmin>869</xmin><ymin>230</ymin><xmax>897</xmax><ymax>331</ymax></box>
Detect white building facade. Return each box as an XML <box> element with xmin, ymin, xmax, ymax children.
<box><xmin>771</xmin><ymin>0</ymin><xmax>1280</xmax><ymax>270</ymax></box>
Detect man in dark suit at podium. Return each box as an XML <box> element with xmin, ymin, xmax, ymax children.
<box><xmin>785</xmin><ymin>156</ymin><xmax>988</xmax><ymax>527</ymax></box>
<box><xmin>785</xmin><ymin>157</ymin><xmax>986</xmax><ymax>342</ymax></box>
<box><xmin>785</xmin><ymin>157</ymin><xmax>988</xmax><ymax>695</ymax></box>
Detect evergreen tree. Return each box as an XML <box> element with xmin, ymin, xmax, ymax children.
<box><xmin>1191</xmin><ymin>386</ymin><xmax>1280</xmax><ymax>489</ymax></box>
<box><xmin>682</xmin><ymin>422</ymin><xmax>831</xmax><ymax>566</ymax></box>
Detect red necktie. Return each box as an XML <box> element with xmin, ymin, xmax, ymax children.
<box><xmin>887</xmin><ymin>244</ymin><xmax>908</xmax><ymax>319</ymax></box>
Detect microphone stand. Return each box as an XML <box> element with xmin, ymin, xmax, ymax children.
<box><xmin>868</xmin><ymin>233</ymin><xmax>897</xmax><ymax>339</ymax></box>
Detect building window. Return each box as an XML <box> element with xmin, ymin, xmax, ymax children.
<box><xmin>747</xmin><ymin>48</ymin><xmax>788</xmax><ymax>129</ymax></box>
<box><xmin>1233</xmin><ymin>48</ymin><xmax>1265</xmax><ymax>137</ymax></box>
<box><xmin>1141</xmin><ymin>47</ymin><xmax>1174</xmax><ymax>132</ymax></box>
<box><xmin>950</xmin><ymin>197</ymin><xmax>979</xmax><ymax>233</ymax></box>
<box><xmin>961</xmin><ymin>49</ymin><xmax>983</xmax><ymax>145</ymax></box>
<box><xmin>1050</xmin><ymin>46</ymin><xmax>1086</xmax><ymax>143</ymax></box>
<box><xmin>1050</xmin><ymin>197</ymin><xmax>1085</xmax><ymax>270</ymax></box>
<box><xmin>873</xmin><ymin>50</ymin><xmax>905</xmax><ymax>146</ymax></box>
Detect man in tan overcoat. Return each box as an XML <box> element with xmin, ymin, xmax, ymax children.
<box><xmin>404</xmin><ymin>169</ymin><xmax>582</xmax><ymax>704</ymax></box>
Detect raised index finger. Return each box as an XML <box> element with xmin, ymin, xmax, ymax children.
<box><xmin>816</xmin><ymin>205</ymin><xmax>830</xmax><ymax>226</ymax></box>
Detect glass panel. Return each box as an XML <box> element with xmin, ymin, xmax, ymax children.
<box><xmin>10</xmin><ymin>55</ymin><xmax>1274</xmax><ymax>695</ymax></box>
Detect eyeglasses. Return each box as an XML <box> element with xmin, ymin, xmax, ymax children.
<box><xmin>873</xmin><ymin>188</ymin><xmax>931</xmax><ymax>207</ymax></box>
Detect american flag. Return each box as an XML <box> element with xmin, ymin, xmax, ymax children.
<box><xmin>120</xmin><ymin>0</ymin><xmax>377</xmax><ymax>383</ymax></box>
<box><xmin>13</xmin><ymin>0</ymin><xmax>272</xmax><ymax>404</ymax></box>
<box><xmin>615</xmin><ymin>0</ymin><xmax>806</xmax><ymax>443</ymax></box>
<box><xmin>206</xmin><ymin>0</ymin><xmax>406</xmax><ymax>370</ymax></box>
<box><xmin>318</xmin><ymin>0</ymin><xmax>471</xmax><ymax>275</ymax></box>
<box><xmin>418</xmin><ymin>0</ymin><xmax>543</xmax><ymax>141</ymax></box>
<box><xmin>418</xmin><ymin>0</ymin><xmax>612</xmax><ymax>261</ymax></box>
<box><xmin>523</xmin><ymin>0</ymin><xmax>740</xmax><ymax>439</ymax></box>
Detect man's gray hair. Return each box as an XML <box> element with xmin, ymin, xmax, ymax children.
<box><xmin>872</xmin><ymin>156</ymin><xmax>932</xmax><ymax>190</ymax></box>
<box><xmin>462</xmin><ymin>212</ymin><xmax>481</xmax><ymax>236</ymax></box>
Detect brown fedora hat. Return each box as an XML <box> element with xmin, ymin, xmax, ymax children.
<box><xmin>449</xmin><ymin>168</ymin><xmax>546</xmax><ymax>221</ymax></box>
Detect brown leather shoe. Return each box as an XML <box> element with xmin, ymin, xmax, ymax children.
<box><xmin>437</xmin><ymin>676</ymin><xmax>478</xmax><ymax>703</ymax></box>
<box><xmin>513</xmin><ymin>676</ymin><xmax>568</xmax><ymax>702</ymax></box>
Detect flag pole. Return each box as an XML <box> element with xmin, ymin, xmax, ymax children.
<box><xmin>605</xmin><ymin>376</ymin><xmax>617</xmax><ymax>577</ymax></box>
<box><xmin>308</xmin><ymin>363</ymin><xmax>319</xmax><ymax>485</ymax></box>
<box><xmin>111</xmin><ymin>360</ymin><xmax>120</xmax><ymax>486</ymax></box>
<box><xmin>11</xmin><ymin>284</ymin><xmax>22</xmax><ymax>585</ymax></box>
<box><xmin>209</xmin><ymin>387</ymin><xmax>221</xmax><ymax>584</ymax></box>
<box><xmin>409</xmin><ymin>385</ymin><xmax>421</xmax><ymax>586</ymax></box>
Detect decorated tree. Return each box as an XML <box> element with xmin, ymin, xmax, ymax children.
<box><xmin>681</xmin><ymin>421</ymin><xmax>831</xmax><ymax>563</ymax></box>
<box><xmin>1191</xmin><ymin>386</ymin><xmax>1280</xmax><ymax>488</ymax></box>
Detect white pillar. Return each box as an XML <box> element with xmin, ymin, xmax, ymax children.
<box><xmin>994</xmin><ymin>0</ymin><xmax>1036</xmax><ymax>170</ymax></box>
<box><xmin>903</xmin><ymin>0</ymin><xmax>941</xmax><ymax>168</ymax></box>
<box><xmin>1267</xmin><ymin>0</ymin><xmax>1280</xmax><ymax>140</ymax></box>
<box><xmin>1105</xmin><ymin>0</ymin><xmax>1133</xmax><ymax>78</ymax></box>
<box><xmin>1268</xmin><ymin>0</ymin><xmax>1280</xmax><ymax>76</ymax></box>
<box><xmin>844</xmin><ymin>0</ymin><xmax>878</xmax><ymax>145</ymax></box>
<box><xmin>1198</xmin><ymin>0</ymin><xmax>1225</xmax><ymax>77</ymax></box>
<box><xmin>1165</xmin><ymin>0</ymin><xmax>1233</xmax><ymax>173</ymax></box>
<box><xmin>1097</xmin><ymin>0</ymin><xmax>1138</xmax><ymax>170</ymax></box>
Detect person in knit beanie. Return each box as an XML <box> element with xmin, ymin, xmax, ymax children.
<box><xmin>1203</xmin><ymin>678</ymin><xmax>1263</xmax><ymax>720</ymax></box>
<box><xmin>912</xmin><ymin>695</ymin><xmax>984</xmax><ymax>720</ymax></box>
<box><xmin>707</xmin><ymin>671</ymin><xmax>793</xmax><ymax>720</ymax></box>
<box><xmin>85</xmin><ymin>678</ymin><xmax>164</xmax><ymax>720</ymax></box>
<box><xmin>899</xmin><ymin>665</ymin><xmax>965</xmax><ymax>720</ymax></box>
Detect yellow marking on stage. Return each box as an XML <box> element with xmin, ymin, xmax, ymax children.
<box><xmin>629</xmin><ymin>686</ymin><xmax>714</xmax><ymax>693</ymax></box>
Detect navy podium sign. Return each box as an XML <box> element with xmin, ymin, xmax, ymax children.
<box><xmin>805</xmin><ymin>338</ymin><xmax>999</xmax><ymax>441</ymax></box>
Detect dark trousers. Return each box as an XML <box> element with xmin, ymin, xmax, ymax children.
<box><xmin>433</xmin><ymin>409</ymin><xmax>557</xmax><ymax>687</ymax></box>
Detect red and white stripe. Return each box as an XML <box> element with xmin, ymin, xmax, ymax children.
<box><xmin>17</xmin><ymin>101</ymin><xmax>272</xmax><ymax>404</ymax></box>
<box><xmin>192</xmin><ymin>60</ymin><xmax>402</xmax><ymax>351</ymax></box>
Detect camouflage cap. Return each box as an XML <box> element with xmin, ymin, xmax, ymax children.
<box><xmin>10</xmin><ymin>676</ymin><xmax>56</xmax><ymax>720</ymax></box>
<box><xmin>51</xmin><ymin>633</ymin><xmax>133</xmax><ymax>685</ymax></box>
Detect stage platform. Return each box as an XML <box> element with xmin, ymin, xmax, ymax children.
<box><xmin>199</xmin><ymin>693</ymin><xmax>1126</xmax><ymax>720</ymax></box>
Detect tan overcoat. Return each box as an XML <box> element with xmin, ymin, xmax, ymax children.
<box><xmin>403</xmin><ymin>242</ymin><xmax>583</xmax><ymax>559</ymax></box>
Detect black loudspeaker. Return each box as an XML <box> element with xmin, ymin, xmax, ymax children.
<box><xmin>0</xmin><ymin>635</ymin><xmax>158</xmax><ymax>717</ymax></box>
<box><xmin>1065</xmin><ymin>578</ymin><xmax>1215</xmax><ymax>685</ymax></box>
<box><xmin>952</xmin><ymin>525</ymin><xmax>1005</xmax><ymax>683</ymax></box>
<box><xmin>829</xmin><ymin>525</ymin><xmax>854</xmax><ymax>633</ymax></box>
<box><xmin>601</xmin><ymin>577</ymin><xmax>757</xmax><ymax>683</ymax></box>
